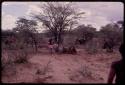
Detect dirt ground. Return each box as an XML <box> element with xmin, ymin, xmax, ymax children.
<box><xmin>1</xmin><ymin>48</ymin><xmax>121</xmax><ymax>83</ymax></box>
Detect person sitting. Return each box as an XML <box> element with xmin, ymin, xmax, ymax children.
<box><xmin>68</xmin><ymin>45</ymin><xmax>77</xmax><ymax>54</ymax></box>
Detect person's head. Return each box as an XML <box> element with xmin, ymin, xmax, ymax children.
<box><xmin>119</xmin><ymin>44</ymin><xmax>124</xmax><ymax>60</ymax></box>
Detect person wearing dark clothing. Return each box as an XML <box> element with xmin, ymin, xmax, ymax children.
<box><xmin>107</xmin><ymin>44</ymin><xmax>125</xmax><ymax>84</ymax></box>
<box><xmin>103</xmin><ymin>41</ymin><xmax>114</xmax><ymax>52</ymax></box>
<box><xmin>48</xmin><ymin>38</ymin><xmax>53</xmax><ymax>45</ymax></box>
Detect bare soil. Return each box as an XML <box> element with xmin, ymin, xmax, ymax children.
<box><xmin>1</xmin><ymin>48</ymin><xmax>121</xmax><ymax>83</ymax></box>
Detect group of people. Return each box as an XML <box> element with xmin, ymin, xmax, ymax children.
<box><xmin>48</xmin><ymin>38</ymin><xmax>77</xmax><ymax>54</ymax></box>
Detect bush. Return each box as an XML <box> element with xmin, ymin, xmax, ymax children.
<box><xmin>69</xmin><ymin>65</ymin><xmax>93</xmax><ymax>82</ymax></box>
<box><xmin>2</xmin><ymin>48</ymin><xmax>28</xmax><ymax>73</ymax></box>
<box><xmin>78</xmin><ymin>65</ymin><xmax>92</xmax><ymax>78</ymax></box>
<box><xmin>100</xmin><ymin>23</ymin><xmax>123</xmax><ymax>47</ymax></box>
<box><xmin>85</xmin><ymin>38</ymin><xmax>99</xmax><ymax>54</ymax></box>
<box><xmin>14</xmin><ymin>49</ymin><xmax>28</xmax><ymax>64</ymax></box>
<box><xmin>14</xmin><ymin>53</ymin><xmax>28</xmax><ymax>64</ymax></box>
<box><xmin>1</xmin><ymin>50</ymin><xmax>17</xmax><ymax>76</ymax></box>
<box><xmin>36</xmin><ymin>60</ymin><xmax>52</xmax><ymax>75</ymax></box>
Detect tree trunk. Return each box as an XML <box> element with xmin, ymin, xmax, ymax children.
<box><xmin>58</xmin><ymin>33</ymin><xmax>62</xmax><ymax>45</ymax></box>
<box><xmin>54</xmin><ymin>32</ymin><xmax>58</xmax><ymax>44</ymax></box>
<box><xmin>30</xmin><ymin>34</ymin><xmax>38</xmax><ymax>52</ymax></box>
<box><xmin>33</xmin><ymin>38</ymin><xmax>37</xmax><ymax>52</ymax></box>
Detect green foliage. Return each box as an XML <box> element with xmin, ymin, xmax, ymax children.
<box><xmin>14</xmin><ymin>49</ymin><xmax>28</xmax><ymax>64</ymax></box>
<box><xmin>100</xmin><ymin>23</ymin><xmax>123</xmax><ymax>46</ymax></box>
<box><xmin>13</xmin><ymin>17</ymin><xmax>38</xmax><ymax>52</ymax></box>
<box><xmin>74</xmin><ymin>24</ymin><xmax>96</xmax><ymax>42</ymax></box>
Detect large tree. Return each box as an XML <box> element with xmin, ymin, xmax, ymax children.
<box><xmin>33</xmin><ymin>2</ymin><xmax>85</xmax><ymax>46</ymax></box>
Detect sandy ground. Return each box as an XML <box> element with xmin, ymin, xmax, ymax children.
<box><xmin>2</xmin><ymin>48</ymin><xmax>121</xmax><ymax>83</ymax></box>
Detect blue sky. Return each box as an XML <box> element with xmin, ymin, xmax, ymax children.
<box><xmin>2</xmin><ymin>2</ymin><xmax>124</xmax><ymax>31</ymax></box>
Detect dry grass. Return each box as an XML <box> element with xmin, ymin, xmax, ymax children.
<box><xmin>1</xmin><ymin>46</ymin><xmax>120</xmax><ymax>83</ymax></box>
<box><xmin>34</xmin><ymin>60</ymin><xmax>53</xmax><ymax>83</ymax></box>
<box><xmin>78</xmin><ymin>65</ymin><xmax>93</xmax><ymax>78</ymax></box>
<box><xmin>36</xmin><ymin>60</ymin><xmax>52</xmax><ymax>75</ymax></box>
<box><xmin>1</xmin><ymin>48</ymin><xmax>29</xmax><ymax>79</ymax></box>
<box><xmin>69</xmin><ymin>65</ymin><xmax>93</xmax><ymax>82</ymax></box>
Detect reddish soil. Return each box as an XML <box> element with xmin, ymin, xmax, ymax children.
<box><xmin>2</xmin><ymin>48</ymin><xmax>121</xmax><ymax>83</ymax></box>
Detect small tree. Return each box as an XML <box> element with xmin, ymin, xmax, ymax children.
<box><xmin>74</xmin><ymin>24</ymin><xmax>96</xmax><ymax>43</ymax></box>
<box><xmin>13</xmin><ymin>17</ymin><xmax>38</xmax><ymax>52</ymax></box>
<box><xmin>100</xmin><ymin>22</ymin><xmax>123</xmax><ymax>47</ymax></box>
<box><xmin>2</xmin><ymin>30</ymin><xmax>17</xmax><ymax>49</ymax></box>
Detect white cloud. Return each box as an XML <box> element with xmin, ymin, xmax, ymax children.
<box><xmin>75</xmin><ymin>2</ymin><xmax>123</xmax><ymax>21</ymax></box>
<box><xmin>26</xmin><ymin>4</ymin><xmax>42</xmax><ymax>16</ymax></box>
<box><xmin>36</xmin><ymin>21</ymin><xmax>45</xmax><ymax>33</ymax></box>
<box><xmin>77</xmin><ymin>8</ymin><xmax>92</xmax><ymax>18</ymax></box>
<box><xmin>79</xmin><ymin>15</ymin><xmax>110</xmax><ymax>31</ymax></box>
<box><xmin>2</xmin><ymin>13</ymin><xmax>17</xmax><ymax>30</ymax></box>
<box><xmin>25</xmin><ymin>2</ymin><xmax>75</xmax><ymax>17</ymax></box>
<box><xmin>73</xmin><ymin>2</ymin><xmax>123</xmax><ymax>31</ymax></box>
<box><xmin>2</xmin><ymin>2</ymin><xmax>123</xmax><ymax>31</ymax></box>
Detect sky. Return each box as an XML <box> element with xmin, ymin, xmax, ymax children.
<box><xmin>2</xmin><ymin>2</ymin><xmax>124</xmax><ymax>31</ymax></box>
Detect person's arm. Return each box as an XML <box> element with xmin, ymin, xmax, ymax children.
<box><xmin>107</xmin><ymin>67</ymin><xmax>115</xmax><ymax>83</ymax></box>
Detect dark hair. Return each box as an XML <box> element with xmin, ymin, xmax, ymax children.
<box><xmin>119</xmin><ymin>44</ymin><xmax>124</xmax><ymax>60</ymax></box>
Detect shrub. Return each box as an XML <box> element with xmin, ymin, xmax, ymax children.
<box><xmin>36</xmin><ymin>60</ymin><xmax>52</xmax><ymax>75</ymax></box>
<box><xmin>1</xmin><ymin>50</ymin><xmax>17</xmax><ymax>76</ymax></box>
<box><xmin>14</xmin><ymin>49</ymin><xmax>28</xmax><ymax>64</ymax></box>
<box><xmin>78</xmin><ymin>65</ymin><xmax>92</xmax><ymax>78</ymax></box>
<box><xmin>85</xmin><ymin>38</ymin><xmax>99</xmax><ymax>54</ymax></box>
<box><xmin>69</xmin><ymin>65</ymin><xmax>93</xmax><ymax>82</ymax></box>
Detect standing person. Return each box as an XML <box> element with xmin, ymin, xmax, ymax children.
<box><xmin>53</xmin><ymin>43</ymin><xmax>58</xmax><ymax>53</ymax></box>
<box><xmin>48</xmin><ymin>38</ymin><xmax>53</xmax><ymax>54</ymax></box>
<box><xmin>107</xmin><ymin>44</ymin><xmax>125</xmax><ymax>84</ymax></box>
